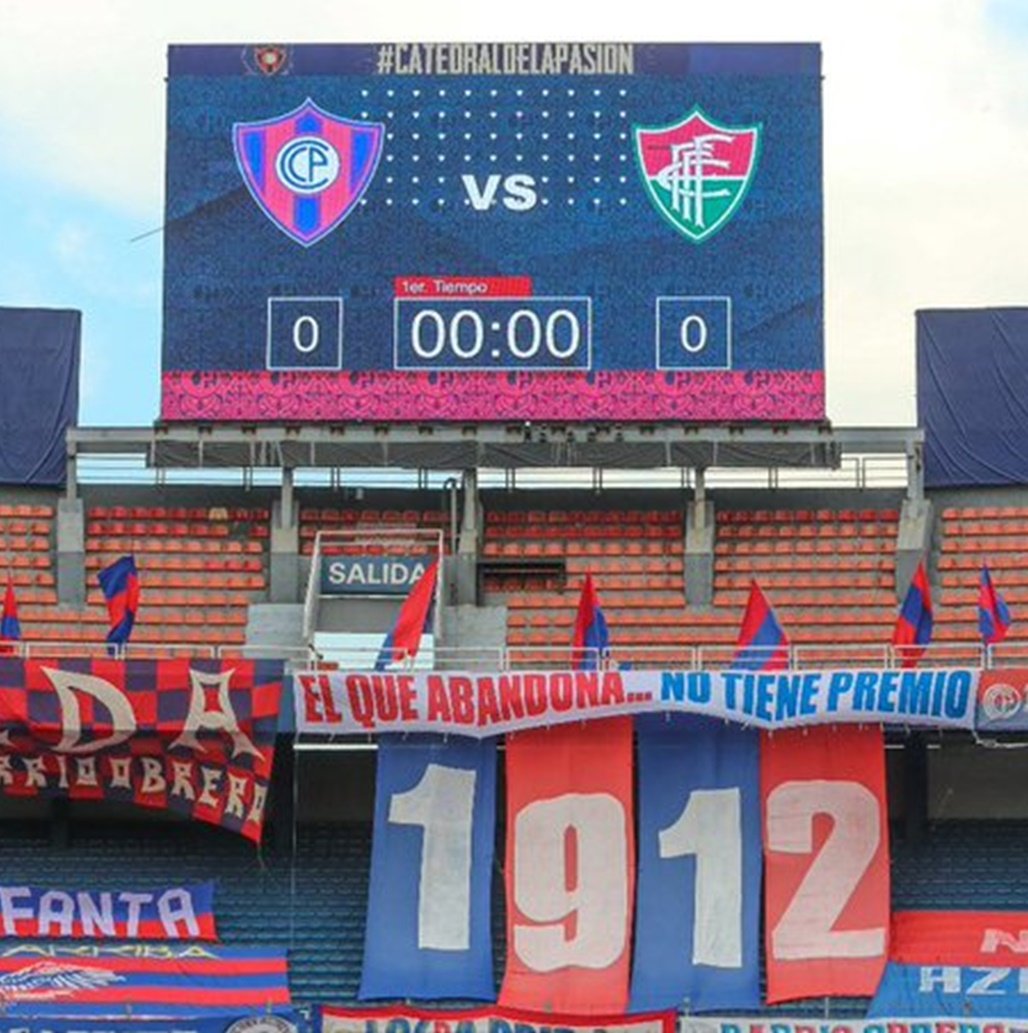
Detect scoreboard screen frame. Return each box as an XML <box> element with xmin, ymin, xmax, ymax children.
<box><xmin>161</xmin><ymin>42</ymin><xmax>824</xmax><ymax>425</ymax></box>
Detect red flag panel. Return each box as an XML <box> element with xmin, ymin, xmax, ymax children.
<box><xmin>500</xmin><ymin>717</ymin><xmax>635</xmax><ymax>1015</ymax></box>
<box><xmin>761</xmin><ymin>725</ymin><xmax>890</xmax><ymax>1002</ymax></box>
<box><xmin>892</xmin><ymin>910</ymin><xmax>1028</xmax><ymax>965</ymax></box>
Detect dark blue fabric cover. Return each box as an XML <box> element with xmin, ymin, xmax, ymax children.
<box><xmin>918</xmin><ymin>308</ymin><xmax>1028</xmax><ymax>487</ymax></box>
<box><xmin>0</xmin><ymin>307</ymin><xmax>80</xmax><ymax>486</ymax></box>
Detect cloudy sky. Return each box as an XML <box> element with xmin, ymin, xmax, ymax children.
<box><xmin>0</xmin><ymin>0</ymin><xmax>1024</xmax><ymax>427</ymax></box>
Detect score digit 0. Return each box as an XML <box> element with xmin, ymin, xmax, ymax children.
<box><xmin>266</xmin><ymin>296</ymin><xmax>344</xmax><ymax>371</ymax></box>
<box><xmin>656</xmin><ymin>296</ymin><xmax>732</xmax><ymax>371</ymax></box>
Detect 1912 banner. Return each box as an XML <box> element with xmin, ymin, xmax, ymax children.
<box><xmin>0</xmin><ymin>658</ymin><xmax>283</xmax><ymax>842</ymax></box>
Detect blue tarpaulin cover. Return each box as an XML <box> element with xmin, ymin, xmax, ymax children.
<box><xmin>918</xmin><ymin>308</ymin><xmax>1028</xmax><ymax>487</ymax></box>
<box><xmin>0</xmin><ymin>307</ymin><xmax>80</xmax><ymax>486</ymax></box>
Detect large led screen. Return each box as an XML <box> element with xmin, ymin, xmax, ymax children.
<box><xmin>162</xmin><ymin>43</ymin><xmax>823</xmax><ymax>423</ymax></box>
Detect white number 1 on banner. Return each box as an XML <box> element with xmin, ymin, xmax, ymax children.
<box><xmin>388</xmin><ymin>763</ymin><xmax>476</xmax><ymax>951</ymax></box>
<box><xmin>658</xmin><ymin>787</ymin><xmax>743</xmax><ymax>968</ymax></box>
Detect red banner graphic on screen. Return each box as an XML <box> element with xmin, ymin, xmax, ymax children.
<box><xmin>761</xmin><ymin>725</ymin><xmax>890</xmax><ymax>1002</ymax></box>
<box><xmin>892</xmin><ymin>910</ymin><xmax>1028</xmax><ymax>965</ymax></box>
<box><xmin>0</xmin><ymin>658</ymin><xmax>283</xmax><ymax>843</ymax></box>
<box><xmin>500</xmin><ymin>717</ymin><xmax>635</xmax><ymax>1015</ymax></box>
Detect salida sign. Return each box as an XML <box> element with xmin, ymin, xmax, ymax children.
<box><xmin>319</xmin><ymin>555</ymin><xmax>433</xmax><ymax>596</ymax></box>
<box><xmin>0</xmin><ymin>658</ymin><xmax>283</xmax><ymax>842</ymax></box>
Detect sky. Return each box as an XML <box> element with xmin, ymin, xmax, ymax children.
<box><xmin>1</xmin><ymin>0</ymin><xmax>1026</xmax><ymax>429</ymax></box>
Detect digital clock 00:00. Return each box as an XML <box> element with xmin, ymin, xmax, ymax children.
<box><xmin>393</xmin><ymin>297</ymin><xmax>592</xmax><ymax>371</ymax></box>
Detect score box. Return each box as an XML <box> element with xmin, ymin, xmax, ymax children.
<box><xmin>266</xmin><ymin>297</ymin><xmax>343</xmax><ymax>371</ymax></box>
<box><xmin>655</xmin><ymin>297</ymin><xmax>732</xmax><ymax>371</ymax></box>
<box><xmin>394</xmin><ymin>296</ymin><xmax>592</xmax><ymax>372</ymax></box>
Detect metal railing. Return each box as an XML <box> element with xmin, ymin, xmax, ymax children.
<box><xmin>71</xmin><ymin>453</ymin><xmax>914</xmax><ymax>492</ymax></box>
<box><xmin>295</xmin><ymin>641</ymin><xmax>1021</xmax><ymax>672</ymax></box>
<box><xmin>8</xmin><ymin>639</ymin><xmax>1023</xmax><ymax>672</ymax></box>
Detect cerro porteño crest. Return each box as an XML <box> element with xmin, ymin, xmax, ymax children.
<box><xmin>634</xmin><ymin>106</ymin><xmax>761</xmax><ymax>244</ymax></box>
<box><xmin>233</xmin><ymin>98</ymin><xmax>384</xmax><ymax>247</ymax></box>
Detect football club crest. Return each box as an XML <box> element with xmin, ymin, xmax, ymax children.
<box><xmin>233</xmin><ymin>98</ymin><xmax>384</xmax><ymax>247</ymax></box>
<box><xmin>634</xmin><ymin>106</ymin><xmax>761</xmax><ymax>243</ymax></box>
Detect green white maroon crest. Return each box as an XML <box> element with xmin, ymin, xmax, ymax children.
<box><xmin>634</xmin><ymin>106</ymin><xmax>761</xmax><ymax>243</ymax></box>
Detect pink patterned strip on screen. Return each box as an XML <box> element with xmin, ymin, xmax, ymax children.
<box><xmin>160</xmin><ymin>370</ymin><xmax>825</xmax><ymax>422</ymax></box>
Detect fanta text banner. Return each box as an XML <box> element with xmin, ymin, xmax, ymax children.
<box><xmin>0</xmin><ymin>659</ymin><xmax>283</xmax><ymax>842</ymax></box>
<box><xmin>0</xmin><ymin>883</ymin><xmax>216</xmax><ymax>940</ymax></box>
<box><xmin>295</xmin><ymin>667</ymin><xmax>977</xmax><ymax>736</ymax></box>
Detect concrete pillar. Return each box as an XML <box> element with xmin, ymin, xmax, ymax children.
<box><xmin>454</xmin><ymin>469</ymin><xmax>479</xmax><ymax>605</ymax></box>
<box><xmin>895</xmin><ymin>496</ymin><xmax>934</xmax><ymax>602</ymax></box>
<box><xmin>684</xmin><ymin>471</ymin><xmax>715</xmax><ymax>606</ymax></box>
<box><xmin>269</xmin><ymin>470</ymin><xmax>300</xmax><ymax>603</ymax></box>
<box><xmin>55</xmin><ymin>497</ymin><xmax>86</xmax><ymax>607</ymax></box>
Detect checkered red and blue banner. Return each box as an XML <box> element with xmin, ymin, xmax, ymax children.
<box><xmin>0</xmin><ymin>658</ymin><xmax>283</xmax><ymax>842</ymax></box>
<box><xmin>0</xmin><ymin>883</ymin><xmax>216</xmax><ymax>940</ymax></box>
<box><xmin>0</xmin><ymin>944</ymin><xmax>289</xmax><ymax>1016</ymax></box>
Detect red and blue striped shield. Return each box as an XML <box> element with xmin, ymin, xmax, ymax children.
<box><xmin>233</xmin><ymin>98</ymin><xmax>383</xmax><ymax>247</ymax></box>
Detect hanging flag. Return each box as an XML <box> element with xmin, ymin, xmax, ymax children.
<box><xmin>892</xmin><ymin>561</ymin><xmax>933</xmax><ymax>668</ymax></box>
<box><xmin>360</xmin><ymin>734</ymin><xmax>497</xmax><ymax>1000</ymax></box>
<box><xmin>374</xmin><ymin>560</ymin><xmax>438</xmax><ymax>670</ymax></box>
<box><xmin>98</xmin><ymin>555</ymin><xmax>140</xmax><ymax>647</ymax></box>
<box><xmin>731</xmin><ymin>581</ymin><xmax>789</xmax><ymax>670</ymax></box>
<box><xmin>630</xmin><ymin>714</ymin><xmax>762</xmax><ymax>1013</ymax></box>
<box><xmin>1</xmin><ymin>579</ymin><xmax>20</xmax><ymax>647</ymax></box>
<box><xmin>979</xmin><ymin>563</ymin><xmax>1012</xmax><ymax>644</ymax></box>
<box><xmin>762</xmin><ymin>725</ymin><xmax>890</xmax><ymax>1002</ymax></box>
<box><xmin>500</xmin><ymin>718</ymin><xmax>635</xmax><ymax>1014</ymax></box>
<box><xmin>572</xmin><ymin>573</ymin><xmax>610</xmax><ymax>670</ymax></box>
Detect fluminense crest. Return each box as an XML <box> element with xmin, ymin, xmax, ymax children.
<box><xmin>634</xmin><ymin>106</ymin><xmax>761</xmax><ymax>243</ymax></box>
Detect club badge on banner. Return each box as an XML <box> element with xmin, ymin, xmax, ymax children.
<box><xmin>295</xmin><ymin>667</ymin><xmax>976</xmax><ymax>736</ymax></box>
<box><xmin>630</xmin><ymin>715</ymin><xmax>761</xmax><ymax>1014</ymax></box>
<box><xmin>500</xmin><ymin>717</ymin><xmax>635</xmax><ymax>1015</ymax></box>
<box><xmin>360</xmin><ymin>735</ymin><xmax>496</xmax><ymax>1001</ymax></box>
<box><xmin>761</xmin><ymin>725</ymin><xmax>890</xmax><ymax>1002</ymax></box>
<box><xmin>322</xmin><ymin>1005</ymin><xmax>675</xmax><ymax>1033</ymax></box>
<box><xmin>0</xmin><ymin>658</ymin><xmax>283</xmax><ymax>842</ymax></box>
<box><xmin>977</xmin><ymin>669</ymin><xmax>1028</xmax><ymax>730</ymax></box>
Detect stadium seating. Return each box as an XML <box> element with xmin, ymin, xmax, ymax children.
<box><xmin>485</xmin><ymin>505</ymin><xmax>908</xmax><ymax>662</ymax></box>
<box><xmin>299</xmin><ymin>505</ymin><xmax>453</xmax><ymax>556</ymax></box>
<box><xmin>936</xmin><ymin>505</ymin><xmax>1028</xmax><ymax>642</ymax></box>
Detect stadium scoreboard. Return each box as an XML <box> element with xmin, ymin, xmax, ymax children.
<box><xmin>162</xmin><ymin>42</ymin><xmax>823</xmax><ymax>423</ymax></box>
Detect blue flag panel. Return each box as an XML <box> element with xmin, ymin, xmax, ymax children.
<box><xmin>360</xmin><ymin>734</ymin><xmax>496</xmax><ymax>1000</ymax></box>
<box><xmin>869</xmin><ymin>963</ymin><xmax>1028</xmax><ymax>1018</ymax></box>
<box><xmin>630</xmin><ymin>714</ymin><xmax>761</xmax><ymax>1013</ymax></box>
